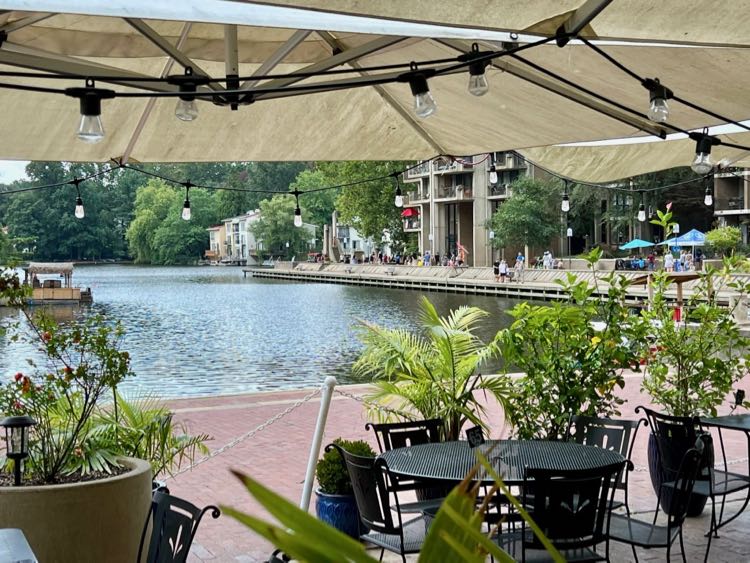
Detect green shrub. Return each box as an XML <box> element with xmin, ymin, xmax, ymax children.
<box><xmin>316</xmin><ymin>438</ymin><xmax>375</xmax><ymax>495</ymax></box>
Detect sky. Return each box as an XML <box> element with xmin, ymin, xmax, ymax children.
<box><xmin>0</xmin><ymin>161</ymin><xmax>28</xmax><ymax>184</ymax></box>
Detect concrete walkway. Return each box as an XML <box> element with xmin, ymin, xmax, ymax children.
<box><xmin>166</xmin><ymin>374</ymin><xmax>750</xmax><ymax>562</ymax></box>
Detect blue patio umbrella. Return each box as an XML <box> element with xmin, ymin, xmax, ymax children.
<box><xmin>619</xmin><ymin>238</ymin><xmax>655</xmax><ymax>250</ymax></box>
<box><xmin>658</xmin><ymin>229</ymin><xmax>705</xmax><ymax>246</ymax></box>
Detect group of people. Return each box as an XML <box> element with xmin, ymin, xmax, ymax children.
<box><xmin>663</xmin><ymin>249</ymin><xmax>699</xmax><ymax>272</ymax></box>
<box><xmin>493</xmin><ymin>252</ymin><xmax>525</xmax><ymax>283</ymax></box>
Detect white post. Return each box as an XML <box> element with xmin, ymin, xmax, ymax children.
<box><xmin>299</xmin><ymin>376</ymin><xmax>337</xmax><ymax>510</ymax></box>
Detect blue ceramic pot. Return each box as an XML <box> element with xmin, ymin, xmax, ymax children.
<box><xmin>315</xmin><ymin>489</ymin><xmax>361</xmax><ymax>538</ymax></box>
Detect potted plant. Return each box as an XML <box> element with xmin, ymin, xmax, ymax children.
<box><xmin>640</xmin><ymin>263</ymin><xmax>750</xmax><ymax>514</ymax></box>
<box><xmin>353</xmin><ymin>296</ymin><xmax>511</xmax><ymax>441</ymax></box>
<box><xmin>501</xmin><ymin>249</ymin><xmax>648</xmax><ymax>439</ymax></box>
<box><xmin>315</xmin><ymin>437</ymin><xmax>375</xmax><ymax>538</ymax></box>
<box><xmin>0</xmin><ymin>270</ymin><xmax>209</xmax><ymax>561</ymax></box>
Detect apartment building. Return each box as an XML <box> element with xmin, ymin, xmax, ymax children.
<box><xmin>713</xmin><ymin>168</ymin><xmax>750</xmax><ymax>242</ymax></box>
<box><xmin>401</xmin><ymin>151</ymin><xmax>538</xmax><ymax>267</ymax></box>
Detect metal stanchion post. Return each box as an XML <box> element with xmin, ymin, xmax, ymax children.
<box><xmin>299</xmin><ymin>376</ymin><xmax>337</xmax><ymax>510</ymax></box>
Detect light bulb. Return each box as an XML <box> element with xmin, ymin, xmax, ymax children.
<box><xmin>468</xmin><ymin>73</ymin><xmax>489</xmax><ymax>97</ymax></box>
<box><xmin>648</xmin><ymin>97</ymin><xmax>669</xmax><ymax>123</ymax></box>
<box><xmin>294</xmin><ymin>208</ymin><xmax>303</xmax><ymax>227</ymax></box>
<box><xmin>175</xmin><ymin>98</ymin><xmax>199</xmax><ymax>121</ymax></box>
<box><xmin>414</xmin><ymin>91</ymin><xmax>437</xmax><ymax>119</ymax></box>
<box><xmin>74</xmin><ymin>196</ymin><xmax>85</xmax><ymax>219</ymax></box>
<box><xmin>691</xmin><ymin>152</ymin><xmax>714</xmax><ymax>175</ymax></box>
<box><xmin>182</xmin><ymin>200</ymin><xmax>191</xmax><ymax>221</ymax></box>
<box><xmin>704</xmin><ymin>189</ymin><xmax>713</xmax><ymax>206</ymax></box>
<box><xmin>638</xmin><ymin>205</ymin><xmax>646</xmax><ymax>222</ymax></box>
<box><xmin>489</xmin><ymin>165</ymin><xmax>498</xmax><ymax>185</ymax></box>
<box><xmin>77</xmin><ymin>114</ymin><xmax>104</xmax><ymax>144</ymax></box>
<box><xmin>561</xmin><ymin>194</ymin><xmax>570</xmax><ymax>213</ymax></box>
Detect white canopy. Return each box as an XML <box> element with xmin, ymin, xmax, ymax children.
<box><xmin>0</xmin><ymin>1</ymin><xmax>747</xmax><ymax>181</ymax></box>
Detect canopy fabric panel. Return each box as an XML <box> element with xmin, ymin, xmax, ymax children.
<box><xmin>0</xmin><ymin>4</ymin><xmax>747</xmax><ymax>181</ymax></box>
<box><xmin>401</xmin><ymin>207</ymin><xmax>419</xmax><ymax>217</ymax></box>
<box><xmin>25</xmin><ymin>262</ymin><xmax>74</xmax><ymax>274</ymax></box>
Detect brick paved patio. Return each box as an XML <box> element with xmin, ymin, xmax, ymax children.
<box><xmin>166</xmin><ymin>373</ymin><xmax>750</xmax><ymax>562</ymax></box>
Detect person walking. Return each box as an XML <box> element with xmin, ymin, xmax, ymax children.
<box><xmin>493</xmin><ymin>259</ymin><xmax>500</xmax><ymax>282</ymax></box>
<box><xmin>499</xmin><ymin>259</ymin><xmax>508</xmax><ymax>282</ymax></box>
<box><xmin>664</xmin><ymin>252</ymin><xmax>674</xmax><ymax>272</ymax></box>
<box><xmin>514</xmin><ymin>257</ymin><xmax>523</xmax><ymax>282</ymax></box>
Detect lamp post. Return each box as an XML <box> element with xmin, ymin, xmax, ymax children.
<box><xmin>489</xmin><ymin>230</ymin><xmax>495</xmax><ymax>265</ymax></box>
<box><xmin>1</xmin><ymin>415</ymin><xmax>36</xmax><ymax>486</ymax></box>
<box><xmin>566</xmin><ymin>227</ymin><xmax>573</xmax><ymax>270</ymax></box>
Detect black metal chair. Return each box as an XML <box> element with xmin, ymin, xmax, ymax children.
<box><xmin>366</xmin><ymin>419</ymin><xmax>447</xmax><ymax>510</ymax></box>
<box><xmin>566</xmin><ymin>415</ymin><xmax>645</xmax><ymax>510</ymax></box>
<box><xmin>608</xmin><ymin>446</ymin><xmax>705</xmax><ymax>563</ymax></box>
<box><xmin>638</xmin><ymin>405</ymin><xmax>750</xmax><ymax>554</ymax></box>
<box><xmin>497</xmin><ymin>460</ymin><xmax>626</xmax><ymax>562</ymax></box>
<box><xmin>327</xmin><ymin>442</ymin><xmax>429</xmax><ymax>563</ymax></box>
<box><xmin>138</xmin><ymin>491</ymin><xmax>220</xmax><ymax>563</ymax></box>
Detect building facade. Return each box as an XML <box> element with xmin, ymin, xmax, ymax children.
<box><xmin>401</xmin><ymin>152</ymin><xmax>539</xmax><ymax>267</ymax></box>
<box><xmin>713</xmin><ymin>169</ymin><xmax>750</xmax><ymax>242</ymax></box>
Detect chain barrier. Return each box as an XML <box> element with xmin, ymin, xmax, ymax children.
<box><xmin>333</xmin><ymin>387</ymin><xmax>405</xmax><ymax>418</ymax></box>
<box><xmin>166</xmin><ymin>387</ymin><xmax>322</xmax><ymax>480</ymax></box>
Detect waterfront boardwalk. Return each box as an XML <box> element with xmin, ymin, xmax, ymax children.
<box><xmin>167</xmin><ymin>373</ymin><xmax>750</xmax><ymax>562</ymax></box>
<box><xmin>245</xmin><ymin>263</ymin><xmax>746</xmax><ymax>307</ymax></box>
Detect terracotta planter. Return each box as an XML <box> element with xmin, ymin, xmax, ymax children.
<box><xmin>0</xmin><ymin>457</ymin><xmax>152</xmax><ymax>563</ymax></box>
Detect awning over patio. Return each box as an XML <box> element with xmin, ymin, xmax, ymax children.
<box><xmin>0</xmin><ymin>2</ymin><xmax>747</xmax><ymax>181</ymax></box>
<box><xmin>401</xmin><ymin>208</ymin><xmax>419</xmax><ymax>217</ymax></box>
<box><xmin>24</xmin><ymin>262</ymin><xmax>75</xmax><ymax>275</ymax></box>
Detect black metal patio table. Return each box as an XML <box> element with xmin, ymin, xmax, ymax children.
<box><xmin>379</xmin><ymin>439</ymin><xmax>625</xmax><ymax>485</ymax></box>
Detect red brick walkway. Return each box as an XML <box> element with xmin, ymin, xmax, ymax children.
<box><xmin>165</xmin><ymin>373</ymin><xmax>750</xmax><ymax>562</ymax></box>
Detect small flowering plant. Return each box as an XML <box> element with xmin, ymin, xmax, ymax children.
<box><xmin>0</xmin><ymin>311</ymin><xmax>132</xmax><ymax>483</ymax></box>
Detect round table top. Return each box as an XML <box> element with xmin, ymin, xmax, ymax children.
<box><xmin>380</xmin><ymin>439</ymin><xmax>625</xmax><ymax>484</ymax></box>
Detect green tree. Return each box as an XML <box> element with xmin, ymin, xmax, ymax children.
<box><xmin>125</xmin><ymin>180</ymin><xmax>179</xmax><ymax>263</ymax></box>
<box><xmin>489</xmin><ymin>177</ymin><xmax>562</xmax><ymax>250</ymax></box>
<box><xmin>705</xmin><ymin>226</ymin><xmax>741</xmax><ymax>257</ymax></box>
<box><xmin>251</xmin><ymin>195</ymin><xmax>314</xmax><ymax>260</ymax></box>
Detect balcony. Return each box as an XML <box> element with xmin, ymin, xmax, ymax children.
<box><xmin>403</xmin><ymin>219</ymin><xmax>421</xmax><ymax>231</ymax></box>
<box><xmin>488</xmin><ymin>183</ymin><xmax>512</xmax><ymax>199</ymax></box>
<box><xmin>404</xmin><ymin>190</ymin><xmax>429</xmax><ymax>204</ymax></box>
<box><xmin>435</xmin><ymin>185</ymin><xmax>473</xmax><ymax>201</ymax></box>
<box><xmin>405</xmin><ymin>161</ymin><xmax>431</xmax><ymax>179</ymax></box>
<box><xmin>433</xmin><ymin>157</ymin><xmax>473</xmax><ymax>174</ymax></box>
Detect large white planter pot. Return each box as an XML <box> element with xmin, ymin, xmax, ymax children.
<box><xmin>0</xmin><ymin>457</ymin><xmax>152</xmax><ymax>563</ymax></box>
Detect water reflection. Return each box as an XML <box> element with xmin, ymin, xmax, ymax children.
<box><xmin>0</xmin><ymin>265</ymin><xmax>516</xmax><ymax>398</ymax></box>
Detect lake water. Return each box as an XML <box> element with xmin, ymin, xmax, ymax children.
<box><xmin>0</xmin><ymin>265</ymin><xmax>517</xmax><ymax>398</ymax></box>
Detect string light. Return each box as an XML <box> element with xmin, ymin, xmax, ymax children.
<box><xmin>400</xmin><ymin>64</ymin><xmax>437</xmax><ymax>119</ymax></box>
<box><xmin>65</xmin><ymin>80</ymin><xmax>115</xmax><ymax>144</ymax></box>
<box><xmin>561</xmin><ymin>181</ymin><xmax>570</xmax><ymax>212</ymax></box>
<box><xmin>169</xmin><ymin>67</ymin><xmax>201</xmax><ymax>122</ymax></box>
<box><xmin>689</xmin><ymin>128</ymin><xmax>718</xmax><ymax>175</ymax></box>
<box><xmin>291</xmin><ymin>190</ymin><xmax>303</xmax><ymax>227</ymax></box>
<box><xmin>489</xmin><ymin>162</ymin><xmax>498</xmax><ymax>185</ymax></box>
<box><xmin>462</xmin><ymin>43</ymin><xmax>490</xmax><ymax>97</ymax></box>
<box><xmin>637</xmin><ymin>203</ymin><xmax>646</xmax><ymax>222</ymax></box>
<box><xmin>643</xmin><ymin>78</ymin><xmax>672</xmax><ymax>123</ymax></box>
<box><xmin>181</xmin><ymin>183</ymin><xmax>192</xmax><ymax>221</ymax></box>
<box><xmin>393</xmin><ymin>175</ymin><xmax>404</xmax><ymax>207</ymax></box>
<box><xmin>71</xmin><ymin>178</ymin><xmax>85</xmax><ymax>219</ymax></box>
<box><xmin>704</xmin><ymin>176</ymin><xmax>714</xmax><ymax>206</ymax></box>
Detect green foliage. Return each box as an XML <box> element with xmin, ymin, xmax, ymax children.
<box><xmin>0</xmin><ymin>312</ymin><xmax>133</xmax><ymax>483</ymax></box>
<box><xmin>705</xmin><ymin>226</ymin><xmax>742</xmax><ymax>257</ymax></box>
<box><xmin>125</xmin><ymin>179</ymin><xmax>219</xmax><ymax>264</ymax></box>
<box><xmin>315</xmin><ymin>439</ymin><xmax>375</xmax><ymax>495</ymax></box>
<box><xmin>501</xmin><ymin>249</ymin><xmax>649</xmax><ymax>439</ymax></box>
<box><xmin>251</xmin><ymin>195</ymin><xmax>316</xmax><ymax>259</ymax></box>
<box><xmin>489</xmin><ymin>177</ymin><xmax>562</xmax><ymax>250</ymax></box>
<box><xmin>642</xmin><ymin>264</ymin><xmax>750</xmax><ymax>417</ymax></box>
<box><xmin>354</xmin><ymin>297</ymin><xmax>511</xmax><ymax>441</ymax></box>
<box><xmin>224</xmin><ymin>454</ymin><xmax>563</xmax><ymax>562</ymax></box>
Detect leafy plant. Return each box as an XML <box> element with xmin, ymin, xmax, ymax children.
<box><xmin>705</xmin><ymin>226</ymin><xmax>742</xmax><ymax>257</ymax></box>
<box><xmin>641</xmin><ymin>263</ymin><xmax>750</xmax><ymax>416</ymax></box>
<box><xmin>353</xmin><ymin>296</ymin><xmax>511</xmax><ymax>441</ymax></box>
<box><xmin>315</xmin><ymin>438</ymin><xmax>375</xmax><ymax>495</ymax></box>
<box><xmin>0</xmin><ymin>312</ymin><xmax>133</xmax><ymax>483</ymax></box>
<box><xmin>500</xmin><ymin>249</ymin><xmax>649</xmax><ymax>439</ymax></box>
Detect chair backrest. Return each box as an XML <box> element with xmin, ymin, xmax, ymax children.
<box><xmin>665</xmin><ymin>446</ymin><xmax>705</xmax><ymax>531</ymax></box>
<box><xmin>567</xmin><ymin>415</ymin><xmax>644</xmax><ymax>490</ymax></box>
<box><xmin>326</xmin><ymin>443</ymin><xmax>399</xmax><ymax>535</ymax></box>
<box><xmin>637</xmin><ymin>406</ymin><xmax>713</xmax><ymax>481</ymax></box>
<box><xmin>523</xmin><ymin>461</ymin><xmax>626</xmax><ymax>554</ymax></box>
<box><xmin>138</xmin><ymin>491</ymin><xmax>221</xmax><ymax>563</ymax></box>
<box><xmin>365</xmin><ymin>419</ymin><xmax>444</xmax><ymax>453</ymax></box>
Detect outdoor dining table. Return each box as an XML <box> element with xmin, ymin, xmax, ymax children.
<box><xmin>379</xmin><ymin>439</ymin><xmax>625</xmax><ymax>485</ymax></box>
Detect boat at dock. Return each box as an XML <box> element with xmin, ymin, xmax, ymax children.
<box><xmin>23</xmin><ymin>262</ymin><xmax>92</xmax><ymax>305</ymax></box>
